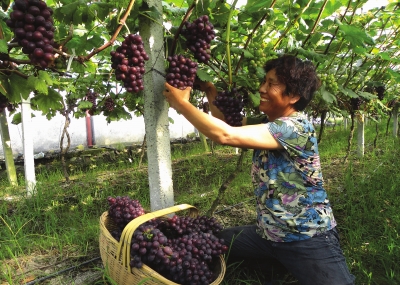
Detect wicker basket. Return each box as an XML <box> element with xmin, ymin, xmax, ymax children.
<box><xmin>99</xmin><ymin>204</ymin><xmax>226</xmax><ymax>285</ymax></box>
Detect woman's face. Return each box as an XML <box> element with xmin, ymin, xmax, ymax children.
<box><xmin>258</xmin><ymin>68</ymin><xmax>298</xmax><ymax>120</ymax></box>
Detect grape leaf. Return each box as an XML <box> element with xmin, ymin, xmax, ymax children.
<box><xmin>248</xmin><ymin>92</ymin><xmax>260</xmax><ymax>107</ymax></box>
<box><xmin>78</xmin><ymin>101</ymin><xmax>93</xmax><ymax>110</ymax></box>
<box><xmin>244</xmin><ymin>0</ymin><xmax>270</xmax><ymax>13</ymax></box>
<box><xmin>31</xmin><ymin>88</ymin><xmax>63</xmax><ymax>114</ymax></box>
<box><xmin>0</xmin><ymin>0</ymin><xmax>10</xmax><ymax>11</ymax></box>
<box><xmin>320</xmin><ymin>85</ymin><xmax>336</xmax><ymax>104</ymax></box>
<box><xmin>0</xmin><ymin>74</ymin><xmax>11</xmax><ymax>97</ymax></box>
<box><xmin>39</xmin><ymin>71</ymin><xmax>53</xmax><ymax>85</ymax></box>
<box><xmin>9</xmin><ymin>74</ymin><xmax>31</xmax><ymax>101</ymax></box>
<box><xmin>358</xmin><ymin>91</ymin><xmax>377</xmax><ymax>100</ymax></box>
<box><xmin>11</xmin><ymin>112</ymin><xmax>22</xmax><ymax>125</ymax></box>
<box><xmin>27</xmin><ymin>76</ymin><xmax>48</xmax><ymax>95</ymax></box>
<box><xmin>339</xmin><ymin>86</ymin><xmax>358</xmax><ymax>98</ymax></box>
<box><xmin>338</xmin><ymin>24</ymin><xmax>375</xmax><ymax>48</ymax></box>
<box><xmin>0</xmin><ymin>39</ymin><xmax>8</xmax><ymax>54</ymax></box>
<box><xmin>230</xmin><ymin>47</ymin><xmax>254</xmax><ymax>58</ymax></box>
<box><xmin>196</xmin><ymin>69</ymin><xmax>214</xmax><ymax>83</ymax></box>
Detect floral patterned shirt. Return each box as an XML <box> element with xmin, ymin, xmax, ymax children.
<box><xmin>250</xmin><ymin>113</ymin><xmax>336</xmax><ymax>242</ymax></box>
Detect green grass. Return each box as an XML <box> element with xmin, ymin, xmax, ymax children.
<box><xmin>0</xmin><ymin>121</ymin><xmax>399</xmax><ymax>285</ymax></box>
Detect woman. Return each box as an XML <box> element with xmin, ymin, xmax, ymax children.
<box><xmin>163</xmin><ymin>55</ymin><xmax>355</xmax><ymax>285</ymax></box>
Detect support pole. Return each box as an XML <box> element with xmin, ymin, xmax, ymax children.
<box><xmin>21</xmin><ymin>96</ymin><xmax>36</xmax><ymax>195</ymax></box>
<box><xmin>140</xmin><ymin>0</ymin><xmax>174</xmax><ymax>211</ymax></box>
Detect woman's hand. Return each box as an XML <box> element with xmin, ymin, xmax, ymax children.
<box><xmin>163</xmin><ymin>83</ymin><xmax>191</xmax><ymax>111</ymax></box>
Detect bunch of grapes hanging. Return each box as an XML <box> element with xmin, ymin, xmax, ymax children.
<box><xmin>319</xmin><ymin>73</ymin><xmax>339</xmax><ymax>94</ymax></box>
<box><xmin>245</xmin><ymin>42</ymin><xmax>268</xmax><ymax>81</ymax></box>
<box><xmin>84</xmin><ymin>90</ymin><xmax>98</xmax><ymax>115</ymax></box>
<box><xmin>110</xmin><ymin>34</ymin><xmax>149</xmax><ymax>93</ymax></box>
<box><xmin>375</xmin><ymin>85</ymin><xmax>385</xmax><ymax>101</ymax></box>
<box><xmin>181</xmin><ymin>15</ymin><xmax>215</xmax><ymax>64</ymax></box>
<box><xmin>6</xmin><ymin>0</ymin><xmax>56</xmax><ymax>68</ymax></box>
<box><xmin>350</xmin><ymin>97</ymin><xmax>363</xmax><ymax>113</ymax></box>
<box><xmin>0</xmin><ymin>94</ymin><xmax>17</xmax><ymax>113</ymax></box>
<box><xmin>212</xmin><ymin>89</ymin><xmax>244</xmax><ymax>126</ymax></box>
<box><xmin>166</xmin><ymin>55</ymin><xmax>198</xmax><ymax>89</ymax></box>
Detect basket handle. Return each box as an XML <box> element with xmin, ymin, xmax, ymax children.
<box><xmin>117</xmin><ymin>204</ymin><xmax>198</xmax><ymax>269</ymax></box>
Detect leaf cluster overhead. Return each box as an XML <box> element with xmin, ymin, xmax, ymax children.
<box><xmin>0</xmin><ymin>0</ymin><xmax>399</xmax><ymax>122</ymax></box>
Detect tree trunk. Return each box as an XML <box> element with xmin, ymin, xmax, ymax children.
<box><xmin>317</xmin><ymin>110</ymin><xmax>327</xmax><ymax>143</ymax></box>
<box><xmin>0</xmin><ymin>110</ymin><xmax>18</xmax><ymax>186</ymax></box>
<box><xmin>60</xmin><ymin>113</ymin><xmax>71</xmax><ymax>182</ymax></box>
<box><xmin>344</xmin><ymin>113</ymin><xmax>356</xmax><ymax>163</ymax></box>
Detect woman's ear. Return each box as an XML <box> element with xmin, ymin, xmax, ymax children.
<box><xmin>289</xmin><ymin>93</ymin><xmax>301</xmax><ymax>104</ymax></box>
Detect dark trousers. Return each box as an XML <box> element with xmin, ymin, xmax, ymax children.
<box><xmin>217</xmin><ymin>225</ymin><xmax>355</xmax><ymax>285</ymax></box>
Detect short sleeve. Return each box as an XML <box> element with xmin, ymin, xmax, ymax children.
<box><xmin>267</xmin><ymin>118</ymin><xmax>310</xmax><ymax>158</ymax></box>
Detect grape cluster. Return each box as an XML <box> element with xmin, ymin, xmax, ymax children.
<box><xmin>106</xmin><ymin>197</ymin><xmax>228</xmax><ymax>285</ymax></box>
<box><xmin>84</xmin><ymin>90</ymin><xmax>98</xmax><ymax>114</ymax></box>
<box><xmin>103</xmin><ymin>97</ymin><xmax>115</xmax><ymax>112</ymax></box>
<box><xmin>157</xmin><ymin>215</ymin><xmax>223</xmax><ymax>237</ymax></box>
<box><xmin>181</xmin><ymin>15</ymin><xmax>215</xmax><ymax>64</ymax></box>
<box><xmin>319</xmin><ymin>73</ymin><xmax>339</xmax><ymax>94</ymax></box>
<box><xmin>212</xmin><ymin>89</ymin><xmax>244</xmax><ymax>126</ymax></box>
<box><xmin>110</xmin><ymin>34</ymin><xmax>149</xmax><ymax>93</ymax></box>
<box><xmin>107</xmin><ymin>196</ymin><xmax>145</xmax><ymax>229</ymax></box>
<box><xmin>166</xmin><ymin>55</ymin><xmax>198</xmax><ymax>89</ymax></box>
<box><xmin>246</xmin><ymin>42</ymin><xmax>267</xmax><ymax>81</ymax></box>
<box><xmin>6</xmin><ymin>0</ymin><xmax>56</xmax><ymax>68</ymax></box>
<box><xmin>375</xmin><ymin>85</ymin><xmax>385</xmax><ymax>101</ymax></box>
<box><xmin>0</xmin><ymin>94</ymin><xmax>16</xmax><ymax>113</ymax></box>
<box><xmin>350</xmin><ymin>97</ymin><xmax>363</xmax><ymax>112</ymax></box>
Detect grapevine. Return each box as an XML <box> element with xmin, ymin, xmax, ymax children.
<box><xmin>6</xmin><ymin>0</ymin><xmax>56</xmax><ymax>68</ymax></box>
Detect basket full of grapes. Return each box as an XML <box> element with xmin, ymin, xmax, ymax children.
<box><xmin>99</xmin><ymin>197</ymin><xmax>227</xmax><ymax>285</ymax></box>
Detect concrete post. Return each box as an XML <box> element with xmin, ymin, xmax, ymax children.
<box><xmin>140</xmin><ymin>0</ymin><xmax>174</xmax><ymax>211</ymax></box>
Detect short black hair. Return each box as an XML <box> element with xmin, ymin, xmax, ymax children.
<box><xmin>264</xmin><ymin>55</ymin><xmax>320</xmax><ymax>111</ymax></box>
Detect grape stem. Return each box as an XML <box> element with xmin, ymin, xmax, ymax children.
<box><xmin>82</xmin><ymin>0</ymin><xmax>137</xmax><ymax>61</ymax></box>
<box><xmin>233</xmin><ymin>0</ymin><xmax>277</xmax><ymax>77</ymax></box>
<box><xmin>169</xmin><ymin>2</ymin><xmax>197</xmax><ymax>57</ymax></box>
<box><xmin>225</xmin><ymin>0</ymin><xmax>239</xmax><ymax>86</ymax></box>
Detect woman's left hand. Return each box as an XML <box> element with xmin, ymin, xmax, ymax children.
<box><xmin>163</xmin><ymin>83</ymin><xmax>191</xmax><ymax>111</ymax></box>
